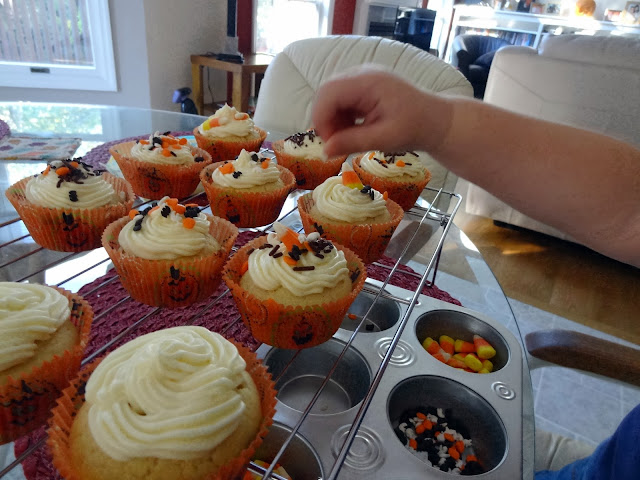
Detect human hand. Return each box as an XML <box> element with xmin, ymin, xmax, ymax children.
<box><xmin>311</xmin><ymin>65</ymin><xmax>452</xmax><ymax>157</ymax></box>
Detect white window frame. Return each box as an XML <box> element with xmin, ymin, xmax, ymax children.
<box><xmin>0</xmin><ymin>0</ymin><xmax>117</xmax><ymax>92</ymax></box>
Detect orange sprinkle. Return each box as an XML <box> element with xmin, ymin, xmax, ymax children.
<box><xmin>236</xmin><ymin>113</ymin><xmax>249</xmax><ymax>120</ymax></box>
<box><xmin>423</xmin><ymin>419</ymin><xmax>433</xmax><ymax>430</ymax></box>
<box><xmin>466</xmin><ymin>455</ymin><xmax>477</xmax><ymax>463</ymax></box>
<box><xmin>128</xmin><ymin>209</ymin><xmax>139</xmax><ymax>219</ymax></box>
<box><xmin>178</xmin><ymin>138</ymin><xmax>188</xmax><ymax>145</ymax></box>
<box><xmin>166</xmin><ymin>198</ymin><xmax>179</xmax><ymax>208</ymax></box>
<box><xmin>283</xmin><ymin>256</ymin><xmax>297</xmax><ymax>266</ymax></box>
<box><xmin>347</xmin><ymin>313</ymin><xmax>357</xmax><ymax>320</ymax></box>
<box><xmin>448</xmin><ymin>446</ymin><xmax>460</xmax><ymax>460</ymax></box>
<box><xmin>280</xmin><ymin>229</ymin><xmax>302</xmax><ymax>251</ymax></box>
<box><xmin>368</xmin><ymin>152</ymin><xmax>375</xmax><ymax>160</ymax></box>
<box><xmin>173</xmin><ymin>203</ymin><xmax>186</xmax><ymax>214</ymax></box>
<box><xmin>70</xmin><ymin>161</ymin><xmax>79</xmax><ymax>168</ymax></box>
<box><xmin>55</xmin><ymin>167</ymin><xmax>70</xmax><ymax>176</ymax></box>
<box><xmin>444</xmin><ymin>433</ymin><xmax>455</xmax><ymax>442</ymax></box>
<box><xmin>182</xmin><ymin>217</ymin><xmax>196</xmax><ymax>229</ymax></box>
<box><xmin>455</xmin><ymin>440</ymin><xmax>465</xmax><ymax>453</ymax></box>
<box><xmin>219</xmin><ymin>162</ymin><xmax>235</xmax><ymax>175</ymax></box>
<box><xmin>409</xmin><ymin>438</ymin><xmax>417</xmax><ymax>450</ymax></box>
<box><xmin>416</xmin><ymin>412</ymin><xmax>427</xmax><ymax>420</ymax></box>
<box><xmin>149</xmin><ymin>206</ymin><xmax>159</xmax><ymax>214</ymax></box>
<box><xmin>161</xmin><ymin>148</ymin><xmax>172</xmax><ymax>157</ymax></box>
<box><xmin>139</xmin><ymin>139</ymin><xmax>149</xmax><ymax>145</ymax></box>
<box><xmin>185</xmin><ymin>203</ymin><xmax>199</xmax><ymax>208</ymax></box>
<box><xmin>240</xmin><ymin>260</ymin><xmax>249</xmax><ymax>275</ymax></box>
<box><xmin>161</xmin><ymin>140</ymin><xmax>169</xmax><ymax>149</ymax></box>
<box><xmin>415</xmin><ymin>424</ymin><xmax>425</xmax><ymax>434</ymax></box>
<box><xmin>42</xmin><ymin>165</ymin><xmax>51</xmax><ymax>176</ymax></box>
<box><xmin>260</xmin><ymin>159</ymin><xmax>270</xmax><ymax>169</ymax></box>
<box><xmin>396</xmin><ymin>160</ymin><xmax>406</xmax><ymax>167</ymax></box>
<box><xmin>383</xmin><ymin>191</ymin><xmax>389</xmax><ymax>200</ymax></box>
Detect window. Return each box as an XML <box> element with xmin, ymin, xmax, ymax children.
<box><xmin>0</xmin><ymin>0</ymin><xmax>116</xmax><ymax>91</ymax></box>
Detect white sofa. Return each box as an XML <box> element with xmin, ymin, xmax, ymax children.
<box><xmin>460</xmin><ymin>34</ymin><xmax>640</xmax><ymax>240</ymax></box>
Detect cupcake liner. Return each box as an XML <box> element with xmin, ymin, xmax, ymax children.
<box><xmin>109</xmin><ymin>142</ymin><xmax>213</xmax><ymax>200</ymax></box>
<box><xmin>0</xmin><ymin>288</ymin><xmax>93</xmax><ymax>445</ymax></box>
<box><xmin>193</xmin><ymin>127</ymin><xmax>267</xmax><ymax>163</ymax></box>
<box><xmin>352</xmin><ymin>155</ymin><xmax>432</xmax><ymax>211</ymax></box>
<box><xmin>5</xmin><ymin>174</ymin><xmax>134</xmax><ymax>252</ymax></box>
<box><xmin>297</xmin><ymin>193</ymin><xmax>405</xmax><ymax>265</ymax></box>
<box><xmin>200</xmin><ymin>162</ymin><xmax>296</xmax><ymax>228</ymax></box>
<box><xmin>272</xmin><ymin>139</ymin><xmax>347</xmax><ymax>190</ymax></box>
<box><xmin>101</xmin><ymin>215</ymin><xmax>239</xmax><ymax>308</ymax></box>
<box><xmin>47</xmin><ymin>341</ymin><xmax>277</xmax><ymax>480</ymax></box>
<box><xmin>223</xmin><ymin>236</ymin><xmax>367</xmax><ymax>349</ymax></box>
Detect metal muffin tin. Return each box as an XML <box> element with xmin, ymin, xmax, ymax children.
<box><xmin>255</xmin><ymin>282</ymin><xmax>524</xmax><ymax>479</ymax></box>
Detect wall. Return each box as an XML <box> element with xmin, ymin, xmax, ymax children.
<box><xmin>0</xmin><ymin>0</ymin><xmax>227</xmax><ymax>112</ymax></box>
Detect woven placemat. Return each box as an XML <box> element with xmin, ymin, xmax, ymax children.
<box><xmin>14</xmin><ymin>230</ymin><xmax>460</xmax><ymax>478</ymax></box>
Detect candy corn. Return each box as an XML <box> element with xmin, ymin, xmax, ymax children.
<box><xmin>464</xmin><ymin>353</ymin><xmax>483</xmax><ymax>372</ymax></box>
<box><xmin>340</xmin><ymin>162</ymin><xmax>364</xmax><ymax>190</ymax></box>
<box><xmin>439</xmin><ymin>335</ymin><xmax>455</xmax><ymax>355</ymax></box>
<box><xmin>454</xmin><ymin>339</ymin><xmax>475</xmax><ymax>353</ymax></box>
<box><xmin>474</xmin><ymin>335</ymin><xmax>496</xmax><ymax>359</ymax></box>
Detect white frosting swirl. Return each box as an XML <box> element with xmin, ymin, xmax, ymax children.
<box><xmin>85</xmin><ymin>326</ymin><xmax>250</xmax><ymax>461</ymax></box>
<box><xmin>118</xmin><ymin>197</ymin><xmax>217</xmax><ymax>260</ymax></box>
<box><xmin>130</xmin><ymin>132</ymin><xmax>196</xmax><ymax>165</ymax></box>
<box><xmin>359</xmin><ymin>151</ymin><xmax>427</xmax><ymax>179</ymax></box>
<box><xmin>197</xmin><ymin>104</ymin><xmax>256</xmax><ymax>138</ymax></box>
<box><xmin>210</xmin><ymin>149</ymin><xmax>280</xmax><ymax>189</ymax></box>
<box><xmin>25</xmin><ymin>160</ymin><xmax>121</xmax><ymax>209</ymax></box>
<box><xmin>247</xmin><ymin>228</ymin><xmax>349</xmax><ymax>296</ymax></box>
<box><xmin>312</xmin><ymin>176</ymin><xmax>388</xmax><ymax>223</ymax></box>
<box><xmin>0</xmin><ymin>282</ymin><xmax>70</xmax><ymax>372</ymax></box>
<box><xmin>283</xmin><ymin>130</ymin><xmax>327</xmax><ymax>160</ymax></box>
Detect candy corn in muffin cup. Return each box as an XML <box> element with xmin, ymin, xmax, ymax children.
<box><xmin>109</xmin><ymin>131</ymin><xmax>212</xmax><ymax>200</ymax></box>
<box><xmin>193</xmin><ymin>104</ymin><xmax>267</xmax><ymax>162</ymax></box>
<box><xmin>298</xmin><ymin>163</ymin><xmax>404</xmax><ymax>264</ymax></box>
<box><xmin>271</xmin><ymin>129</ymin><xmax>347</xmax><ymax>190</ymax></box>
<box><xmin>0</xmin><ymin>282</ymin><xmax>93</xmax><ymax>444</ymax></box>
<box><xmin>5</xmin><ymin>158</ymin><xmax>134</xmax><ymax>252</ymax></box>
<box><xmin>101</xmin><ymin>196</ymin><xmax>238</xmax><ymax>308</ymax></box>
<box><xmin>223</xmin><ymin>222</ymin><xmax>366</xmax><ymax>349</ymax></box>
<box><xmin>352</xmin><ymin>151</ymin><xmax>432</xmax><ymax>211</ymax></box>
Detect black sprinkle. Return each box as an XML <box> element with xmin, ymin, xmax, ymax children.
<box><xmin>170</xmin><ymin>150</ymin><xmax>177</xmax><ymax>157</ymax></box>
<box><xmin>369</xmin><ymin>189</ymin><xmax>374</xmax><ymax>200</ymax></box>
<box><xmin>293</xmin><ymin>265</ymin><xmax>315</xmax><ymax>271</ymax></box>
<box><xmin>268</xmin><ymin>245</ymin><xmax>280</xmax><ymax>256</ymax></box>
<box><xmin>162</xmin><ymin>131</ymin><xmax>171</xmax><ymax>136</ymax></box>
<box><xmin>251</xmin><ymin>153</ymin><xmax>260</xmax><ymax>162</ymax></box>
<box><xmin>259</xmin><ymin>243</ymin><xmax>273</xmax><ymax>250</ymax></box>
<box><xmin>272</xmin><ymin>252</ymin><xmax>283</xmax><ymax>259</ymax></box>
<box><xmin>313</xmin><ymin>223</ymin><xmax>324</xmax><ymax>235</ymax></box>
<box><xmin>350</xmin><ymin>269</ymin><xmax>361</xmax><ymax>283</ymax></box>
<box><xmin>161</xmin><ymin>206</ymin><xmax>171</xmax><ymax>217</ymax></box>
<box><xmin>285</xmin><ymin>129</ymin><xmax>318</xmax><ymax>147</ymax></box>
<box><xmin>315</xmin><ymin>253</ymin><xmax>324</xmax><ymax>259</ymax></box>
<box><xmin>68</xmin><ymin>190</ymin><xmax>78</xmax><ymax>202</ymax></box>
<box><xmin>152</xmin><ymin>136</ymin><xmax>162</xmax><ymax>146</ymax></box>
<box><xmin>195</xmin><ymin>156</ymin><xmax>205</xmax><ymax>163</ymax></box>
<box><xmin>184</xmin><ymin>206</ymin><xmax>200</xmax><ymax>218</ymax></box>
<box><xmin>232</xmin><ymin>171</ymin><xmax>243</xmax><ymax>178</ymax></box>
<box><xmin>133</xmin><ymin>224</ymin><xmax>142</xmax><ymax>232</ymax></box>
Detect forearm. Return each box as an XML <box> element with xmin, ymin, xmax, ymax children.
<box><xmin>430</xmin><ymin>96</ymin><xmax>640</xmax><ymax>266</ymax></box>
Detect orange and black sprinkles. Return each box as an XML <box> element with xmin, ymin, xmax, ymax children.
<box><xmin>284</xmin><ymin>129</ymin><xmax>319</xmax><ymax>147</ymax></box>
<box><xmin>41</xmin><ymin>158</ymin><xmax>103</xmax><ymax>190</ymax></box>
<box><xmin>136</xmin><ymin>132</ymin><xmax>204</xmax><ymax>161</ymax></box>
<box><xmin>367</xmin><ymin>151</ymin><xmax>418</xmax><ymax>168</ymax></box>
<box><xmin>127</xmin><ymin>198</ymin><xmax>201</xmax><ymax>232</ymax></box>
<box><xmin>217</xmin><ymin>152</ymin><xmax>271</xmax><ymax>177</ymax></box>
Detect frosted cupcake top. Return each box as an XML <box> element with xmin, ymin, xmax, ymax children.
<box><xmin>210</xmin><ymin>149</ymin><xmax>280</xmax><ymax>189</ymax></box>
<box><xmin>118</xmin><ymin>196</ymin><xmax>218</xmax><ymax>260</ymax></box>
<box><xmin>0</xmin><ymin>282</ymin><xmax>70</xmax><ymax>372</ymax></box>
<box><xmin>130</xmin><ymin>132</ymin><xmax>203</xmax><ymax>166</ymax></box>
<box><xmin>359</xmin><ymin>151</ymin><xmax>427</xmax><ymax>179</ymax></box>
<box><xmin>85</xmin><ymin>326</ymin><xmax>250</xmax><ymax>461</ymax></box>
<box><xmin>312</xmin><ymin>163</ymin><xmax>388</xmax><ymax>223</ymax></box>
<box><xmin>197</xmin><ymin>104</ymin><xmax>256</xmax><ymax>138</ymax></box>
<box><xmin>25</xmin><ymin>159</ymin><xmax>122</xmax><ymax>209</ymax></box>
<box><xmin>283</xmin><ymin>129</ymin><xmax>327</xmax><ymax>160</ymax></box>
<box><xmin>245</xmin><ymin>223</ymin><xmax>350</xmax><ymax>297</ymax></box>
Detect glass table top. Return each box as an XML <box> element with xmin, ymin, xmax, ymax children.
<box><xmin>0</xmin><ymin>102</ymin><xmax>533</xmax><ymax>479</ymax></box>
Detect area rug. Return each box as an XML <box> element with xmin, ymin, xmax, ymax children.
<box><xmin>0</xmin><ymin>136</ymin><xmax>80</xmax><ymax>161</ymax></box>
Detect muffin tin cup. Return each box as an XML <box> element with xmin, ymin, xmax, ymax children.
<box><xmin>200</xmin><ymin>161</ymin><xmax>296</xmax><ymax>228</ymax></box>
<box><xmin>352</xmin><ymin>155</ymin><xmax>432</xmax><ymax>211</ymax></box>
<box><xmin>272</xmin><ymin>139</ymin><xmax>347</xmax><ymax>190</ymax></box>
<box><xmin>0</xmin><ymin>288</ymin><xmax>93</xmax><ymax>445</ymax></box>
<box><xmin>297</xmin><ymin>193</ymin><xmax>405</xmax><ymax>265</ymax></box>
<box><xmin>222</xmin><ymin>235</ymin><xmax>367</xmax><ymax>349</ymax></box>
<box><xmin>47</xmin><ymin>340</ymin><xmax>277</xmax><ymax>480</ymax></box>
<box><xmin>5</xmin><ymin>174</ymin><xmax>135</xmax><ymax>252</ymax></box>
<box><xmin>192</xmin><ymin>126</ymin><xmax>267</xmax><ymax>163</ymax></box>
<box><xmin>258</xmin><ymin>283</ymin><xmax>525</xmax><ymax>478</ymax></box>
<box><xmin>109</xmin><ymin>142</ymin><xmax>213</xmax><ymax>200</ymax></box>
<box><xmin>101</xmin><ymin>214</ymin><xmax>238</xmax><ymax>308</ymax></box>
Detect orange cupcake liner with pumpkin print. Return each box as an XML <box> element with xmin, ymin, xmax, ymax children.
<box><xmin>192</xmin><ymin>127</ymin><xmax>267</xmax><ymax>163</ymax></box>
<box><xmin>5</xmin><ymin>174</ymin><xmax>135</xmax><ymax>252</ymax></box>
<box><xmin>0</xmin><ymin>288</ymin><xmax>93</xmax><ymax>445</ymax></box>
<box><xmin>109</xmin><ymin>142</ymin><xmax>213</xmax><ymax>200</ymax></box>
<box><xmin>200</xmin><ymin>161</ymin><xmax>296</xmax><ymax>228</ymax></box>
<box><xmin>352</xmin><ymin>155</ymin><xmax>432</xmax><ymax>211</ymax></box>
<box><xmin>223</xmin><ymin>236</ymin><xmax>366</xmax><ymax>349</ymax></box>
<box><xmin>101</xmin><ymin>215</ymin><xmax>238</xmax><ymax>308</ymax></box>
<box><xmin>47</xmin><ymin>341</ymin><xmax>277</xmax><ymax>480</ymax></box>
<box><xmin>297</xmin><ymin>193</ymin><xmax>404</xmax><ymax>265</ymax></box>
<box><xmin>271</xmin><ymin>139</ymin><xmax>347</xmax><ymax>190</ymax></box>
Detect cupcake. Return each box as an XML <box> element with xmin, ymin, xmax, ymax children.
<box><xmin>223</xmin><ymin>222</ymin><xmax>366</xmax><ymax>349</ymax></box>
<box><xmin>109</xmin><ymin>131</ymin><xmax>212</xmax><ymax>200</ymax></box>
<box><xmin>101</xmin><ymin>196</ymin><xmax>238</xmax><ymax>308</ymax></box>
<box><xmin>0</xmin><ymin>282</ymin><xmax>93</xmax><ymax>444</ymax></box>
<box><xmin>5</xmin><ymin>159</ymin><xmax>134</xmax><ymax>252</ymax></box>
<box><xmin>193</xmin><ymin>104</ymin><xmax>267</xmax><ymax>162</ymax></box>
<box><xmin>47</xmin><ymin>326</ymin><xmax>277</xmax><ymax>480</ymax></box>
<box><xmin>297</xmin><ymin>163</ymin><xmax>404</xmax><ymax>264</ymax></box>
<box><xmin>272</xmin><ymin>129</ymin><xmax>347</xmax><ymax>190</ymax></box>
<box><xmin>352</xmin><ymin>151</ymin><xmax>432</xmax><ymax>211</ymax></box>
<box><xmin>200</xmin><ymin>149</ymin><xmax>295</xmax><ymax>228</ymax></box>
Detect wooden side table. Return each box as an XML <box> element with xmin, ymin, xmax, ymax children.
<box><xmin>190</xmin><ymin>54</ymin><xmax>273</xmax><ymax>115</ymax></box>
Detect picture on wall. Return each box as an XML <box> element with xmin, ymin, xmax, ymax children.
<box><xmin>623</xmin><ymin>1</ymin><xmax>640</xmax><ymax>23</ymax></box>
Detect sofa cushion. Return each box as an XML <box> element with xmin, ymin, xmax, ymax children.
<box><xmin>474</xmin><ymin>51</ymin><xmax>497</xmax><ymax>67</ymax></box>
<box><xmin>538</xmin><ymin>34</ymin><xmax>640</xmax><ymax>70</ymax></box>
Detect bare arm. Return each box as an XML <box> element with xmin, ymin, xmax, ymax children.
<box><xmin>312</xmin><ymin>68</ymin><xmax>640</xmax><ymax>267</ymax></box>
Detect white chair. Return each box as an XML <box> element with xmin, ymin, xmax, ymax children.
<box><xmin>253</xmin><ymin>35</ymin><xmax>473</xmax><ymax>196</ymax></box>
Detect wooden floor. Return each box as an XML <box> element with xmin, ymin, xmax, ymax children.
<box><xmin>454</xmin><ymin>211</ymin><xmax>640</xmax><ymax>346</ymax></box>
